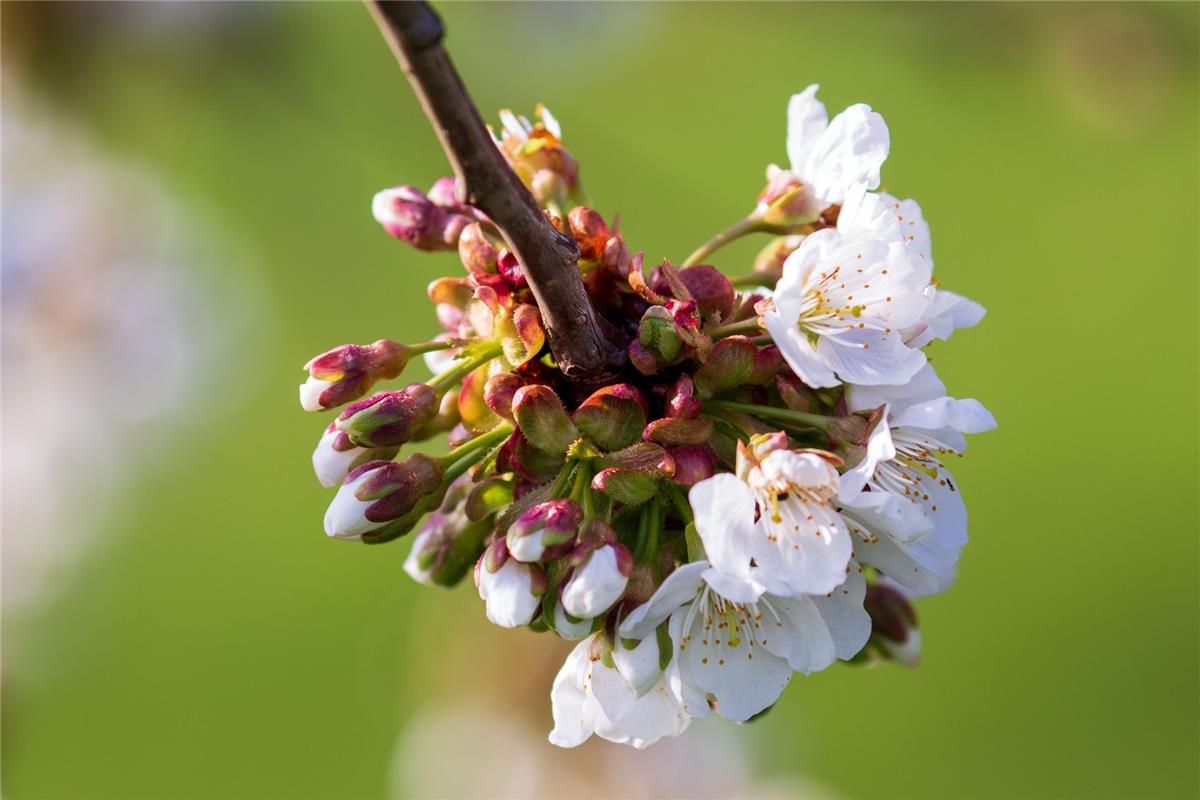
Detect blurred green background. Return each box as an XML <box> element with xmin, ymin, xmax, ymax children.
<box><xmin>3</xmin><ymin>2</ymin><xmax>1197</xmax><ymax>798</ymax></box>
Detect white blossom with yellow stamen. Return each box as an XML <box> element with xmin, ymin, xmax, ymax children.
<box><xmin>840</xmin><ymin>365</ymin><xmax>996</xmax><ymax>594</ymax></box>
<box><xmin>689</xmin><ymin>433</ymin><xmax>852</xmax><ymax>599</ymax></box>
<box><xmin>619</xmin><ymin>561</ymin><xmax>870</xmax><ymax>722</ymax></box>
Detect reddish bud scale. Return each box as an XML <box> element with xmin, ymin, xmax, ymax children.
<box><xmin>669</xmin><ymin>445</ymin><xmax>719</xmax><ymax>487</ymax></box>
<box><xmin>864</xmin><ymin>582</ymin><xmax>919</xmax><ymax>644</ymax></box>
<box><xmin>567</xmin><ymin>207</ymin><xmax>613</xmax><ymax>261</ymax></box>
<box><xmin>512</xmin><ymin>384</ymin><xmax>578</xmax><ymax>455</ymax></box>
<box><xmin>351</xmin><ymin>454</ymin><xmax>444</xmax><ymax>523</ymax></box>
<box><xmin>572</xmin><ymin>384</ymin><xmax>648</xmax><ymax>453</ymax></box>
<box><xmin>643</xmin><ymin>416</ymin><xmax>713</xmax><ymax>447</ymax></box>
<box><xmin>305</xmin><ymin>339</ymin><xmax>409</xmax><ymax>410</ymax></box>
<box><xmin>337</xmin><ymin>384</ymin><xmax>440</xmax><ymax>448</ymax></box>
<box><xmin>484</xmin><ymin>372</ymin><xmax>526</xmax><ymax>420</ymax></box>
<box><xmin>663</xmin><ymin>375</ymin><xmax>702</xmax><ymax>420</ymax></box>
<box><xmin>650</xmin><ymin>264</ymin><xmax>735</xmax><ymax>318</ymax></box>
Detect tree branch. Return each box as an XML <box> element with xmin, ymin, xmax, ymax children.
<box><xmin>366</xmin><ymin>0</ymin><xmax>622</xmax><ymax>386</ymax></box>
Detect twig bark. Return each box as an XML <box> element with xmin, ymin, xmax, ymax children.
<box><xmin>366</xmin><ymin>0</ymin><xmax>622</xmax><ymax>386</ymax></box>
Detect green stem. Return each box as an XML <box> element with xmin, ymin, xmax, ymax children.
<box><xmin>683</xmin><ymin>216</ymin><xmax>764</xmax><ymax>267</ymax></box>
<box><xmin>547</xmin><ymin>459</ymin><xmax>578</xmax><ymax>500</ymax></box>
<box><xmin>407</xmin><ymin>338</ymin><xmax>462</xmax><ymax>356</ymax></box>
<box><xmin>667</xmin><ymin>483</ymin><xmax>693</xmax><ymax>525</ymax></box>
<box><xmin>427</xmin><ymin>343</ymin><xmax>502</xmax><ymax>393</ymax></box>
<box><xmin>728</xmin><ymin>272</ymin><xmax>778</xmax><ymax>289</ymax></box>
<box><xmin>705</xmin><ymin>400</ymin><xmax>834</xmax><ymax>431</ymax></box>
<box><xmin>439</xmin><ymin>422</ymin><xmax>513</xmax><ymax>466</ymax></box>
<box><xmin>708</xmin><ymin>317</ymin><xmax>764</xmax><ymax>339</ymax></box>
<box><xmin>573</xmin><ymin>462</ymin><xmax>595</xmax><ymax>519</ymax></box>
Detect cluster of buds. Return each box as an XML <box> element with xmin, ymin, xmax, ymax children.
<box><xmin>299</xmin><ymin>89</ymin><xmax>994</xmax><ymax>750</ymax></box>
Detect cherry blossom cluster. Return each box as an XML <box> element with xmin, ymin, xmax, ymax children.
<box><xmin>299</xmin><ymin>88</ymin><xmax>994</xmax><ymax>749</ymax></box>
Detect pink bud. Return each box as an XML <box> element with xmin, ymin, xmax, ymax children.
<box><xmin>663</xmin><ymin>375</ymin><xmax>701</xmax><ymax>420</ymax></box>
<box><xmin>372</xmin><ymin>186</ymin><xmax>468</xmax><ymax>251</ymax></box>
<box><xmin>483</xmin><ymin>372</ymin><xmax>526</xmax><ymax>421</ymax></box>
<box><xmin>336</xmin><ymin>384</ymin><xmax>440</xmax><ymax>448</ymax></box>
<box><xmin>669</xmin><ymin>445</ymin><xmax>719</xmax><ymax>487</ymax></box>
<box><xmin>301</xmin><ymin>339</ymin><xmax>408</xmax><ymax>412</ymax></box>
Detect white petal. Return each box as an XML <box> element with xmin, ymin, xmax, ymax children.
<box><xmin>811</xmin><ymin>566</ymin><xmax>871</xmax><ymax>661</ymax></box>
<box><xmin>842</xmin><ymin>486</ymin><xmax>933</xmax><ymax>544</ymax></box>
<box><xmin>403</xmin><ymin>529</ymin><xmax>435</xmax><ymax>585</ymax></box>
<box><xmin>562</xmin><ymin>546</ymin><xmax>628</xmax><ymax>619</ymax></box>
<box><xmin>748</xmin><ymin>495</ymin><xmax>852</xmax><ymax>597</ymax></box>
<box><xmin>479</xmin><ymin>560</ymin><xmax>539</xmax><ymax>628</ymax></box>
<box><xmin>312</xmin><ymin>426</ymin><xmax>363</xmax><ymax>488</ymax></box>
<box><xmin>669</xmin><ymin>606</ymin><xmax>791</xmax><ymax>722</ymax></box>
<box><xmin>548</xmin><ymin>639</ymin><xmax>599</xmax><ymax>748</ymax></box>
<box><xmin>590</xmin><ymin>665</ymin><xmax>692</xmax><ymax>749</ymax></box>
<box><xmin>891</xmin><ymin>397</ymin><xmax>996</xmax><ymax>436</ymax></box>
<box><xmin>764</xmin><ymin>310</ymin><xmax>840</xmax><ymax>388</ymax></box>
<box><xmin>553</xmin><ymin>603</ymin><xmax>593</xmax><ymax>641</ymax></box>
<box><xmin>757</xmin><ymin>593</ymin><xmax>836</xmax><ymax>674</ymax></box>
<box><xmin>839</xmin><ymin>408</ymin><xmax>896</xmax><ymax>498</ymax></box>
<box><xmin>323</xmin><ymin>468</ymin><xmax>385</xmax><ymax>540</ymax></box>
<box><xmin>507</xmin><ymin>529</ymin><xmax>549</xmax><ymax>563</ymax></box>
<box><xmin>300</xmin><ymin>377</ymin><xmax>333</xmax><ymax>412</ymax></box>
<box><xmin>613</xmin><ymin>633</ymin><xmax>663</xmax><ymax>697</ymax></box>
<box><xmin>816</xmin><ymin>325</ymin><xmax>927</xmax><ymax>386</ymax></box>
<box><xmin>907</xmin><ymin>288</ymin><xmax>985</xmax><ymax>347</ymax></box>
<box><xmin>689</xmin><ymin>474</ymin><xmax>758</xmax><ymax>584</ymax></box>
<box><xmin>700</xmin><ymin>567</ymin><xmax>765</xmax><ymax>605</ymax></box>
<box><xmin>785</xmin><ymin>84</ymin><xmax>828</xmax><ymax>175</ymax></box>
<box><xmin>618</xmin><ymin>561</ymin><xmax>708</xmax><ymax>640</ymax></box>
<box><xmin>800</xmin><ymin>103</ymin><xmax>889</xmax><ymax>205</ymax></box>
<box><xmin>847</xmin><ymin>362</ymin><xmax>947</xmax><ymax>415</ymax></box>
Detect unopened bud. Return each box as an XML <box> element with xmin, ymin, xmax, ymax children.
<box><xmin>496</xmin><ymin>250</ymin><xmax>525</xmax><ymax>287</ymax></box>
<box><xmin>754</xmin><ymin>165</ymin><xmax>820</xmax><ymax>228</ymax></box>
<box><xmin>312</xmin><ymin>422</ymin><xmax>398</xmax><ymax>488</ymax></box>
<box><xmin>562</xmin><ymin>542</ymin><xmax>633</xmax><ymax>619</ymax></box>
<box><xmin>425</xmin><ymin>176</ymin><xmax>460</xmax><ymax>209</ymax></box>
<box><xmin>752</xmin><ymin>235</ymin><xmax>804</xmax><ymax>285</ymax></box>
<box><xmin>336</xmin><ymin>384</ymin><xmax>440</xmax><ymax>448</ymax></box>
<box><xmin>592</xmin><ymin>467</ymin><xmax>660</xmax><ymax>506</ymax></box>
<box><xmin>643</xmin><ymin>416</ymin><xmax>713</xmax><ymax>447</ymax></box>
<box><xmin>404</xmin><ymin>506</ymin><xmax>491</xmax><ymax>588</ymax></box>
<box><xmin>638</xmin><ymin>305</ymin><xmax>683</xmax><ymax>363</ymax></box>
<box><xmin>507</xmin><ymin>499</ymin><xmax>582</xmax><ymax>562</ymax></box>
<box><xmin>475</xmin><ymin>539</ymin><xmax>547</xmax><ymax>628</ymax></box>
<box><xmin>567</xmin><ymin>207</ymin><xmax>613</xmax><ymax>261</ymax></box>
<box><xmin>664</xmin><ymin>375</ymin><xmax>701</xmax><ymax>420</ymax></box>
<box><xmin>323</xmin><ymin>455</ymin><xmax>443</xmax><ymax>540</ymax></box>
<box><xmin>496</xmin><ymin>303</ymin><xmax>545</xmax><ymax>368</ymax></box>
<box><xmin>409</xmin><ymin>388</ymin><xmax>462</xmax><ymax>442</ymax></box>
<box><xmin>300</xmin><ymin>339</ymin><xmax>408</xmax><ymax>412</ymax></box>
<box><xmin>510</xmin><ymin>429</ymin><xmax>567</xmax><ymax>483</ymax></box>
<box><xmin>628</xmin><ymin>339</ymin><xmax>660</xmax><ymax>376</ymax></box>
<box><xmin>457</xmin><ymin>222</ymin><xmax>502</xmax><ymax>276</ymax></box>
<box><xmin>512</xmin><ymin>384</ymin><xmax>579</xmax><ymax>455</ymax></box>
<box><xmin>669</xmin><ymin>445</ymin><xmax>719</xmax><ymax>487</ymax></box>
<box><xmin>864</xmin><ymin>581</ymin><xmax>921</xmax><ymax>667</ymax></box>
<box><xmin>483</xmin><ymin>372</ymin><xmax>525</xmax><ymax>421</ymax></box>
<box><xmin>674</xmin><ymin>265</ymin><xmax>736</xmax><ymax>318</ymax></box>
<box><xmin>694</xmin><ymin>336</ymin><xmax>757</xmax><ymax>396</ymax></box>
<box><xmin>465</xmin><ymin>476</ymin><xmax>516</xmax><ymax>521</ymax></box>
<box><xmin>572</xmin><ymin>384</ymin><xmax>648</xmax><ymax>453</ymax></box>
<box><xmin>372</xmin><ymin>186</ymin><xmax>467</xmax><ymax>251</ymax></box>
<box><xmin>457</xmin><ymin>368</ymin><xmax>501</xmax><ymax>435</ymax></box>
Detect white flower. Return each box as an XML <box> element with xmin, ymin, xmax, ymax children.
<box><xmin>762</xmin><ymin>216</ymin><xmax>931</xmax><ymax>388</ymax></box>
<box><xmin>619</xmin><ymin>561</ymin><xmax>870</xmax><ymax>722</ymax></box>
<box><xmin>690</xmin><ymin>437</ymin><xmax>851</xmax><ymax>598</ymax></box>
<box><xmin>475</xmin><ymin>542</ymin><xmax>545</xmax><ymax>628</ymax></box>
<box><xmin>840</xmin><ymin>365</ymin><xmax>996</xmax><ymax>594</ymax></box>
<box><xmin>783</xmin><ymin>84</ymin><xmax>890</xmax><ymax>208</ymax></box>
<box><xmin>549</xmin><ymin>633</ymin><xmax>694</xmax><ymax>750</ymax></box>
<box><xmin>561</xmin><ymin>543</ymin><xmax>633</xmax><ymax>619</ymax></box>
<box><xmin>323</xmin><ymin>465</ymin><xmax>387</xmax><ymax>541</ymax></box>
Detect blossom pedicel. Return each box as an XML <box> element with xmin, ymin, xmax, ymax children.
<box><xmin>299</xmin><ymin>87</ymin><xmax>994</xmax><ymax>748</ymax></box>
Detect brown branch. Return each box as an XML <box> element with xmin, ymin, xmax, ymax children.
<box><xmin>366</xmin><ymin>0</ymin><xmax>622</xmax><ymax>386</ymax></box>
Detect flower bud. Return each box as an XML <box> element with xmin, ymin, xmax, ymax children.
<box><xmin>465</xmin><ymin>476</ymin><xmax>516</xmax><ymax>522</ymax></box>
<box><xmin>312</xmin><ymin>422</ymin><xmax>398</xmax><ymax>488</ymax></box>
<box><xmin>496</xmin><ymin>250</ymin><xmax>526</xmax><ymax>288</ymax></box>
<box><xmin>693</xmin><ymin>336</ymin><xmax>757</xmax><ymax>397</ymax></box>
<box><xmin>864</xmin><ymin>580</ymin><xmax>921</xmax><ymax>667</ymax></box>
<box><xmin>475</xmin><ymin>539</ymin><xmax>547</xmax><ymax>628</ymax></box>
<box><xmin>425</xmin><ymin>176</ymin><xmax>460</xmax><ymax>209</ymax></box>
<box><xmin>336</xmin><ymin>384</ymin><xmax>441</xmax><ymax>448</ymax></box>
<box><xmin>496</xmin><ymin>303</ymin><xmax>545</xmax><ymax>368</ymax></box>
<box><xmin>457</xmin><ymin>368</ymin><xmax>501</xmax><ymax>435</ymax></box>
<box><xmin>752</xmin><ymin>235</ymin><xmax>804</xmax><ymax>285</ymax></box>
<box><xmin>323</xmin><ymin>455</ymin><xmax>443</xmax><ymax>540</ymax></box>
<box><xmin>651</xmin><ymin>264</ymin><xmax>735</xmax><ymax>318</ymax></box>
<box><xmin>643</xmin><ymin>416</ymin><xmax>713</xmax><ymax>447</ymax></box>
<box><xmin>572</xmin><ymin>384</ymin><xmax>648</xmax><ymax>453</ymax></box>
<box><xmin>669</xmin><ymin>445</ymin><xmax>719</xmax><ymax>487</ymax></box>
<box><xmin>567</xmin><ymin>207</ymin><xmax>613</xmax><ymax>261</ymax></box>
<box><xmin>552</xmin><ymin>599</ymin><xmax>594</xmax><ymax>640</ymax></box>
<box><xmin>404</xmin><ymin>507</ymin><xmax>492</xmax><ymax>588</ymax></box>
<box><xmin>627</xmin><ymin>339</ymin><xmax>659</xmax><ymax>376</ymax></box>
<box><xmin>754</xmin><ymin>164</ymin><xmax>821</xmax><ymax>228</ymax></box>
<box><xmin>483</xmin><ymin>372</ymin><xmax>525</xmax><ymax>421</ymax></box>
<box><xmin>562</xmin><ymin>542</ymin><xmax>633</xmax><ymax>619</ymax></box>
<box><xmin>638</xmin><ymin>305</ymin><xmax>683</xmax><ymax>363</ymax></box>
<box><xmin>457</xmin><ymin>221</ymin><xmax>502</xmax><ymax>276</ymax></box>
<box><xmin>512</xmin><ymin>384</ymin><xmax>579</xmax><ymax>455</ymax></box>
<box><xmin>509</xmin><ymin>430</ymin><xmax>567</xmax><ymax>483</ymax></box>
<box><xmin>372</xmin><ymin>186</ymin><xmax>467</xmax><ymax>251</ymax></box>
<box><xmin>663</xmin><ymin>375</ymin><xmax>701</xmax><ymax>420</ymax></box>
<box><xmin>506</xmin><ymin>499</ymin><xmax>582</xmax><ymax>562</ymax></box>
<box><xmin>777</xmin><ymin>374</ymin><xmax>820</xmax><ymax>412</ymax></box>
<box><xmin>409</xmin><ymin>388</ymin><xmax>462</xmax><ymax>442</ymax></box>
<box><xmin>300</xmin><ymin>339</ymin><xmax>408</xmax><ymax>412</ymax></box>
